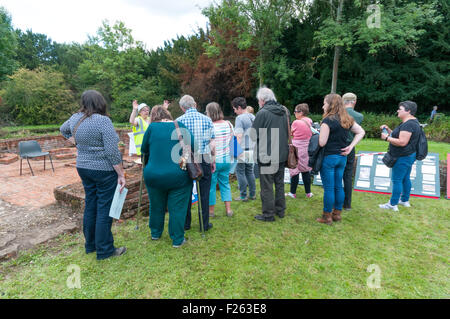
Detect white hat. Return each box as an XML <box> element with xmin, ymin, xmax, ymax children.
<box><xmin>137</xmin><ymin>103</ymin><xmax>149</xmax><ymax>114</ymax></box>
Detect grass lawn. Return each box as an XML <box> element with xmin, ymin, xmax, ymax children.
<box><xmin>0</xmin><ymin>139</ymin><xmax>448</xmax><ymax>298</ymax></box>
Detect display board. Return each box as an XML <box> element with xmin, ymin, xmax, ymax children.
<box><xmin>354</xmin><ymin>151</ymin><xmax>440</xmax><ymax>199</ymax></box>
<box><xmin>283</xmin><ymin>168</ymin><xmax>304</xmax><ymax>184</ymax></box>
<box><xmin>313</xmin><ymin>173</ymin><xmax>322</xmax><ymax>186</ymax></box>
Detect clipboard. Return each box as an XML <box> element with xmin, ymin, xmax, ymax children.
<box><xmin>109</xmin><ymin>184</ymin><xmax>128</xmax><ymax>220</ymax></box>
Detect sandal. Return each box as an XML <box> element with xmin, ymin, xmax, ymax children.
<box><xmin>226</xmin><ymin>210</ymin><xmax>234</xmax><ymax>217</ymax></box>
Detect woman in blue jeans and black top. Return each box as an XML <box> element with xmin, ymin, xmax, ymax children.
<box><xmin>317</xmin><ymin>94</ymin><xmax>365</xmax><ymax>225</ymax></box>
<box><xmin>60</xmin><ymin>90</ymin><xmax>127</xmax><ymax>260</ymax></box>
<box><xmin>379</xmin><ymin>101</ymin><xmax>421</xmax><ymax>212</ymax></box>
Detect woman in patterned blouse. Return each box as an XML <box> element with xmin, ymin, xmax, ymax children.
<box><xmin>60</xmin><ymin>90</ymin><xmax>127</xmax><ymax>260</ymax></box>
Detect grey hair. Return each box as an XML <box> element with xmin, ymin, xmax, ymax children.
<box><xmin>179</xmin><ymin>95</ymin><xmax>196</xmax><ymax>109</ymax></box>
<box><xmin>256</xmin><ymin>87</ymin><xmax>276</xmax><ymax>103</ymax></box>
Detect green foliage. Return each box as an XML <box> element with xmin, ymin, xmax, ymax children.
<box><xmin>0</xmin><ymin>7</ymin><xmax>18</xmax><ymax>81</ymax></box>
<box><xmin>15</xmin><ymin>29</ymin><xmax>58</xmax><ymax>70</ymax></box>
<box><xmin>110</xmin><ymin>77</ymin><xmax>164</xmax><ymax>122</ymax></box>
<box><xmin>0</xmin><ymin>68</ymin><xmax>77</xmax><ymax>125</ymax></box>
<box><xmin>424</xmin><ymin>115</ymin><xmax>450</xmax><ymax>143</ymax></box>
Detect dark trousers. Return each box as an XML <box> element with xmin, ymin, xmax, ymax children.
<box><xmin>259</xmin><ymin>162</ymin><xmax>286</xmax><ymax>218</ymax></box>
<box><xmin>343</xmin><ymin>148</ymin><xmax>355</xmax><ymax>209</ymax></box>
<box><xmin>77</xmin><ymin>168</ymin><xmax>117</xmax><ymax>260</ymax></box>
<box><xmin>185</xmin><ymin>158</ymin><xmax>212</xmax><ymax>230</ymax></box>
<box><xmin>290</xmin><ymin>171</ymin><xmax>311</xmax><ymax>194</ymax></box>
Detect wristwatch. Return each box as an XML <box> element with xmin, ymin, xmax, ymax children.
<box><xmin>385</xmin><ymin>136</ymin><xmax>389</xmax><ymax>142</ymax></box>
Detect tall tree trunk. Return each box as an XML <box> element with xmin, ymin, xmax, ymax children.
<box><xmin>331</xmin><ymin>0</ymin><xmax>344</xmax><ymax>94</ymax></box>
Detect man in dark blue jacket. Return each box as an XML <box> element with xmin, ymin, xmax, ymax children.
<box><xmin>250</xmin><ymin>87</ymin><xmax>290</xmax><ymax>222</ymax></box>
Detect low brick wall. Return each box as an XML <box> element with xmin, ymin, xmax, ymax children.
<box><xmin>54</xmin><ymin>164</ymin><xmax>149</xmax><ymax>219</ymax></box>
<box><xmin>0</xmin><ymin>129</ymin><xmax>131</xmax><ymax>154</ymax></box>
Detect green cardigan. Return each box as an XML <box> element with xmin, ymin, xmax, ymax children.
<box><xmin>141</xmin><ymin>121</ymin><xmax>194</xmax><ymax>190</ymax></box>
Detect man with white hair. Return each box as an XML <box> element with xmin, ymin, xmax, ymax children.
<box><xmin>177</xmin><ymin>95</ymin><xmax>216</xmax><ymax>232</ymax></box>
<box><xmin>250</xmin><ymin>87</ymin><xmax>290</xmax><ymax>222</ymax></box>
<box><xmin>342</xmin><ymin>92</ymin><xmax>364</xmax><ymax>210</ymax></box>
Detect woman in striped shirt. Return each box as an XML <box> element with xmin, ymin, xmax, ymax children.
<box><xmin>206</xmin><ymin>102</ymin><xmax>234</xmax><ymax>217</ymax></box>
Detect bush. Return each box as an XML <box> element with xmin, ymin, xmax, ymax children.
<box><xmin>0</xmin><ymin>68</ymin><xmax>77</xmax><ymax>125</ymax></box>
<box><xmin>109</xmin><ymin>78</ymin><xmax>164</xmax><ymax>122</ymax></box>
<box><xmin>424</xmin><ymin>115</ymin><xmax>450</xmax><ymax>143</ymax></box>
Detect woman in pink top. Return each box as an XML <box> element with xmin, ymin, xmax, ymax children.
<box><xmin>285</xmin><ymin>103</ymin><xmax>314</xmax><ymax>199</ymax></box>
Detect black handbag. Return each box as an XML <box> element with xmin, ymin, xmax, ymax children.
<box><xmin>382</xmin><ymin>152</ymin><xmax>397</xmax><ymax>168</ymax></box>
<box><xmin>174</xmin><ymin>121</ymin><xmax>203</xmax><ymax>180</ymax></box>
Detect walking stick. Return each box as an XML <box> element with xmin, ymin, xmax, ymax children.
<box><xmin>135</xmin><ymin>154</ymin><xmax>146</xmax><ymax>230</ymax></box>
<box><xmin>196</xmin><ymin>180</ymin><xmax>205</xmax><ymax>237</ymax></box>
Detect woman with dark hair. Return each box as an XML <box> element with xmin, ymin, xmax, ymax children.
<box><xmin>141</xmin><ymin>106</ymin><xmax>194</xmax><ymax>247</ymax></box>
<box><xmin>317</xmin><ymin>94</ymin><xmax>365</xmax><ymax>225</ymax></box>
<box><xmin>205</xmin><ymin>102</ymin><xmax>234</xmax><ymax>217</ymax></box>
<box><xmin>379</xmin><ymin>101</ymin><xmax>421</xmax><ymax>211</ymax></box>
<box><xmin>285</xmin><ymin>103</ymin><xmax>314</xmax><ymax>199</ymax></box>
<box><xmin>60</xmin><ymin>90</ymin><xmax>126</xmax><ymax>260</ymax></box>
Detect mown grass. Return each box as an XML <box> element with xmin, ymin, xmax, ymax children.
<box><xmin>0</xmin><ymin>123</ymin><xmax>131</xmax><ymax>139</ymax></box>
<box><xmin>0</xmin><ymin>175</ymin><xmax>448</xmax><ymax>298</ymax></box>
<box><xmin>358</xmin><ymin>138</ymin><xmax>450</xmax><ymax>161</ymax></box>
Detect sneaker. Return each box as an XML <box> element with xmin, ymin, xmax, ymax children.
<box><xmin>151</xmin><ymin>236</ymin><xmax>160</xmax><ymax>241</ymax></box>
<box><xmin>248</xmin><ymin>195</ymin><xmax>257</xmax><ymax>200</ymax></box>
<box><xmin>285</xmin><ymin>192</ymin><xmax>296</xmax><ymax>199</ymax></box>
<box><xmin>173</xmin><ymin>238</ymin><xmax>188</xmax><ymax>248</ymax></box>
<box><xmin>398</xmin><ymin>200</ymin><xmax>411</xmax><ymax>207</ymax></box>
<box><xmin>378</xmin><ymin>202</ymin><xmax>399</xmax><ymax>212</ymax></box>
<box><xmin>112</xmin><ymin>246</ymin><xmax>127</xmax><ymax>256</ymax></box>
<box><xmin>306</xmin><ymin>193</ymin><xmax>314</xmax><ymax>198</ymax></box>
<box><xmin>234</xmin><ymin>196</ymin><xmax>248</xmax><ymax>202</ymax></box>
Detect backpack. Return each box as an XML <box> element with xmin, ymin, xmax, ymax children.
<box><xmin>415</xmin><ymin>120</ymin><xmax>428</xmax><ymax>161</ymax></box>
<box><xmin>307</xmin><ymin>132</ymin><xmax>324</xmax><ymax>175</ymax></box>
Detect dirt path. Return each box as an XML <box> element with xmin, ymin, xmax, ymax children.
<box><xmin>0</xmin><ymin>198</ymin><xmax>82</xmax><ymax>261</ymax></box>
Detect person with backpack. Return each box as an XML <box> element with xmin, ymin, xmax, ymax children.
<box><xmin>379</xmin><ymin>101</ymin><xmax>424</xmax><ymax>212</ymax></box>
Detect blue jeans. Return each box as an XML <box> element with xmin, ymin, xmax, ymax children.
<box><xmin>320</xmin><ymin>155</ymin><xmax>347</xmax><ymax>213</ymax></box>
<box><xmin>236</xmin><ymin>163</ymin><xmax>256</xmax><ymax>199</ymax></box>
<box><xmin>390</xmin><ymin>153</ymin><xmax>416</xmax><ymax>206</ymax></box>
<box><xmin>209</xmin><ymin>162</ymin><xmax>232</xmax><ymax>205</ymax></box>
<box><xmin>77</xmin><ymin>168</ymin><xmax>117</xmax><ymax>260</ymax></box>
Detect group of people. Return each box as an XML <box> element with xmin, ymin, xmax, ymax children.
<box><xmin>61</xmin><ymin>87</ymin><xmax>424</xmax><ymax>260</ymax></box>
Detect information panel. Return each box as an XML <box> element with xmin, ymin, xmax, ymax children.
<box><xmin>354</xmin><ymin>151</ymin><xmax>440</xmax><ymax>199</ymax></box>
<box><xmin>284</xmin><ymin>168</ymin><xmax>304</xmax><ymax>185</ymax></box>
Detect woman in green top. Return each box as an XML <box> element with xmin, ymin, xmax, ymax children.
<box><xmin>141</xmin><ymin>106</ymin><xmax>194</xmax><ymax>248</ymax></box>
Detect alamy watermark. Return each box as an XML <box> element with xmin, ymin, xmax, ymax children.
<box><xmin>366</xmin><ymin>264</ymin><xmax>381</xmax><ymax>289</ymax></box>
<box><xmin>66</xmin><ymin>264</ymin><xmax>81</xmax><ymax>289</ymax></box>
<box><xmin>367</xmin><ymin>4</ymin><xmax>381</xmax><ymax>29</ymax></box>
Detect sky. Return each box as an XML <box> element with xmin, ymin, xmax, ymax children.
<box><xmin>1</xmin><ymin>0</ymin><xmax>213</xmax><ymax>50</ymax></box>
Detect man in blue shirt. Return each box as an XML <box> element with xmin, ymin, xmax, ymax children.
<box><xmin>430</xmin><ymin>106</ymin><xmax>438</xmax><ymax>122</ymax></box>
<box><xmin>177</xmin><ymin>95</ymin><xmax>216</xmax><ymax>232</ymax></box>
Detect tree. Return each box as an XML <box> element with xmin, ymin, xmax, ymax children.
<box><xmin>314</xmin><ymin>0</ymin><xmax>442</xmax><ymax>93</ymax></box>
<box><xmin>15</xmin><ymin>29</ymin><xmax>57</xmax><ymax>70</ymax></box>
<box><xmin>0</xmin><ymin>68</ymin><xmax>77</xmax><ymax>125</ymax></box>
<box><xmin>0</xmin><ymin>7</ymin><xmax>18</xmax><ymax>81</ymax></box>
<box><xmin>203</xmin><ymin>0</ymin><xmax>307</xmax><ymax>87</ymax></box>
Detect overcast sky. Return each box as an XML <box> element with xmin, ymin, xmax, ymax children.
<box><xmin>1</xmin><ymin>0</ymin><xmax>213</xmax><ymax>50</ymax></box>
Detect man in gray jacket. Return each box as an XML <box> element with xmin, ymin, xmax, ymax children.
<box><xmin>250</xmin><ymin>87</ymin><xmax>290</xmax><ymax>222</ymax></box>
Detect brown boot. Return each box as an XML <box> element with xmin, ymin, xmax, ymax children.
<box><xmin>332</xmin><ymin>209</ymin><xmax>342</xmax><ymax>222</ymax></box>
<box><xmin>316</xmin><ymin>212</ymin><xmax>333</xmax><ymax>225</ymax></box>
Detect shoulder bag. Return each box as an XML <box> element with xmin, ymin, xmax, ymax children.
<box><xmin>174</xmin><ymin>121</ymin><xmax>203</xmax><ymax>180</ymax></box>
<box><xmin>285</xmin><ymin>110</ymin><xmax>299</xmax><ymax>169</ymax></box>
